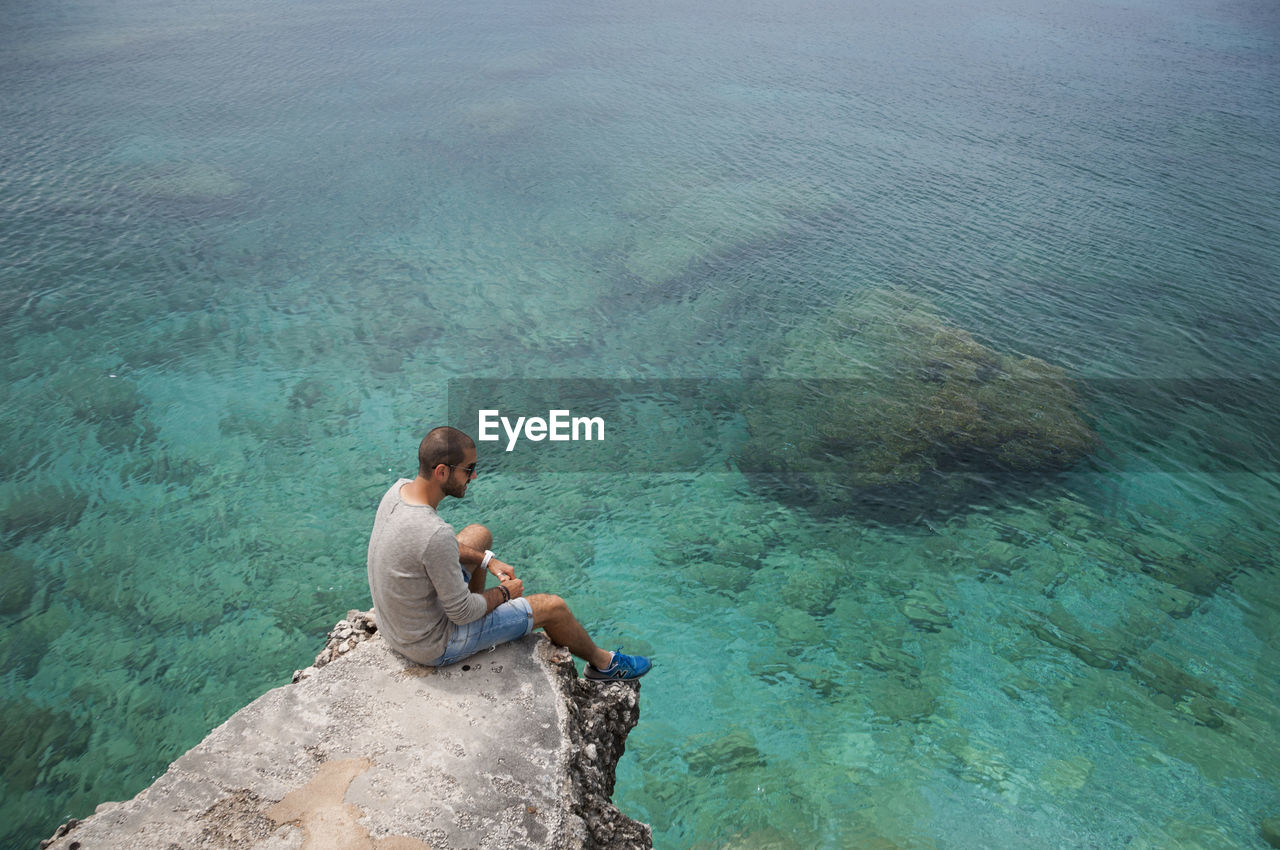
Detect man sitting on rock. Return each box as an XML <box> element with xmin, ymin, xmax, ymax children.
<box><xmin>366</xmin><ymin>426</ymin><xmax>651</xmax><ymax>680</ymax></box>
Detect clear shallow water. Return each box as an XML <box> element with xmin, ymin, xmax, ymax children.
<box><xmin>2</xmin><ymin>0</ymin><xmax>1278</xmax><ymax>846</ymax></box>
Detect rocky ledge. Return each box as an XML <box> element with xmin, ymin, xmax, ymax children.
<box><xmin>41</xmin><ymin>611</ymin><xmax>651</xmax><ymax>849</ymax></box>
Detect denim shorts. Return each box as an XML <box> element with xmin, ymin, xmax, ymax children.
<box><xmin>427</xmin><ymin>596</ymin><xmax>534</xmax><ymax>667</ymax></box>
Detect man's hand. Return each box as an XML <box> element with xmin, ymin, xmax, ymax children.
<box><xmin>488</xmin><ymin>557</ymin><xmax>516</xmax><ymax>582</ymax></box>
<box><xmin>484</xmin><ymin>577</ymin><xmax>525</xmax><ymax>612</ymax></box>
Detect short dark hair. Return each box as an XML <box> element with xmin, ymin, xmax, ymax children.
<box><xmin>418</xmin><ymin>427</ymin><xmax>475</xmax><ymax>475</ymax></box>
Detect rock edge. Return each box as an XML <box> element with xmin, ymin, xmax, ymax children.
<box><xmin>42</xmin><ymin>610</ymin><xmax>651</xmax><ymax>849</ymax></box>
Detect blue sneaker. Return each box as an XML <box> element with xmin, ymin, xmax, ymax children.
<box><xmin>585</xmin><ymin>649</ymin><xmax>652</xmax><ymax>681</ymax></box>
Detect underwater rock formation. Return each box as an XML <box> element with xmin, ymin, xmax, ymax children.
<box><xmin>620</xmin><ymin>177</ymin><xmax>833</xmax><ymax>291</ymax></box>
<box><xmin>740</xmin><ymin>289</ymin><xmax>1097</xmax><ymax>512</ymax></box>
<box><xmin>128</xmin><ymin>161</ymin><xmax>246</xmax><ymax>203</ymax></box>
<box><xmin>1</xmin><ymin>483</ymin><xmax>88</xmax><ymax>540</ymax></box>
<box><xmin>0</xmin><ymin>551</ymin><xmax>35</xmax><ymax>615</ymax></box>
<box><xmin>54</xmin><ymin>367</ymin><xmax>146</xmax><ymax>424</ymax></box>
<box><xmin>1</xmin><ymin>696</ymin><xmax>91</xmax><ymax>799</ymax></box>
<box><xmin>49</xmin><ymin>366</ymin><xmax>155</xmax><ymax>450</ymax></box>
<box><xmin>1262</xmin><ymin>817</ymin><xmax>1280</xmax><ymax>848</ymax></box>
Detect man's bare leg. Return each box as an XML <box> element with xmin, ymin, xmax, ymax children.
<box><xmin>455</xmin><ymin>525</ymin><xmax>618</xmax><ymax>672</ymax></box>
<box><xmin>456</xmin><ymin>524</ymin><xmax>492</xmax><ymax>593</ymax></box>
<box><xmin>527</xmin><ymin>593</ymin><xmax>613</xmax><ymax>671</ymax></box>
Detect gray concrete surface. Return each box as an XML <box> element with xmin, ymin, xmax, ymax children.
<box><xmin>40</xmin><ymin>631</ymin><xmax>649</xmax><ymax>849</ymax></box>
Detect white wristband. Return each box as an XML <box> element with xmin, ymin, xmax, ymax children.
<box><xmin>481</xmin><ymin>549</ymin><xmax>495</xmax><ymax>571</ymax></box>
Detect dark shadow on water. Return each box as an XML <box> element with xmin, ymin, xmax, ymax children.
<box><xmin>740</xmin><ymin>466</ymin><xmax>1085</xmax><ymax>526</ymax></box>
<box><xmin>1080</xmin><ymin>378</ymin><xmax>1280</xmax><ymax>475</ymax></box>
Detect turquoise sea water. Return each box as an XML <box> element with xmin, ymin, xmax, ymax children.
<box><xmin>2</xmin><ymin>0</ymin><xmax>1279</xmax><ymax>846</ymax></box>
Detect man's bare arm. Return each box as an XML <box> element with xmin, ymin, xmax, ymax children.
<box><xmin>459</xmin><ymin>542</ymin><xmax>515</xmax><ymax>580</ymax></box>
<box><xmin>481</xmin><ymin>579</ymin><xmax>524</xmax><ymax>613</ymax></box>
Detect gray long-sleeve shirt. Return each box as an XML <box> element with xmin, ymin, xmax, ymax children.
<box><xmin>366</xmin><ymin>479</ymin><xmax>487</xmax><ymax>664</ymax></box>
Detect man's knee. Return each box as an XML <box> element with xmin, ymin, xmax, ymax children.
<box><xmin>528</xmin><ymin>593</ymin><xmax>569</xmax><ymax>625</ymax></box>
<box><xmin>456</xmin><ymin>523</ymin><xmax>492</xmax><ymax>551</ymax></box>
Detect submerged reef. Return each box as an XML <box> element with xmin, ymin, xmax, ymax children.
<box><xmin>0</xmin><ymin>551</ymin><xmax>36</xmax><ymax>615</ymax></box>
<box><xmin>740</xmin><ymin>289</ymin><xmax>1097</xmax><ymax>514</ymax></box>
<box><xmin>50</xmin><ymin>366</ymin><xmax>156</xmax><ymax>451</ymax></box>
<box><xmin>1</xmin><ymin>696</ymin><xmax>91</xmax><ymax>800</ymax></box>
<box><xmin>1</xmin><ymin>483</ymin><xmax>88</xmax><ymax>541</ymax></box>
<box><xmin>642</xmin><ymin>479</ymin><xmax>1275</xmax><ymax>844</ymax></box>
